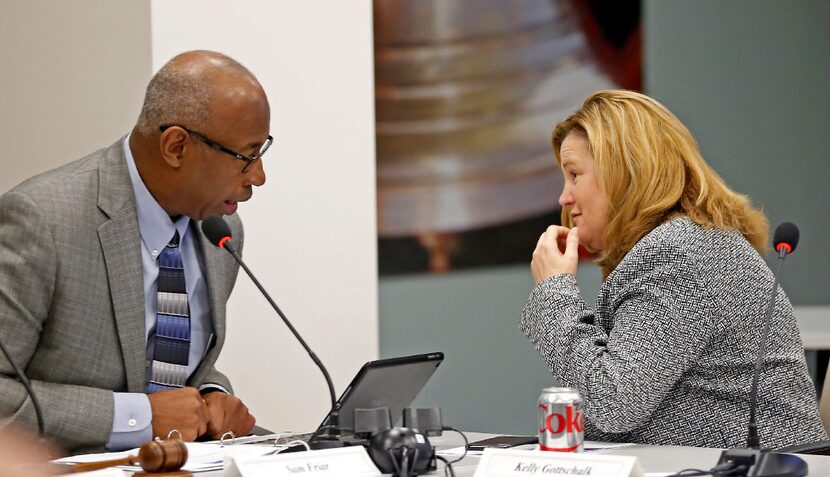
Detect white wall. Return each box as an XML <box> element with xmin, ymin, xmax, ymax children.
<box><xmin>2</xmin><ymin>0</ymin><xmax>378</xmax><ymax>434</ymax></box>
<box><xmin>150</xmin><ymin>0</ymin><xmax>379</xmax><ymax>432</ymax></box>
<box><xmin>0</xmin><ymin>0</ymin><xmax>151</xmax><ymax>192</ymax></box>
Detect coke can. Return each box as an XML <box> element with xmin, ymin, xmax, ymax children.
<box><xmin>538</xmin><ymin>387</ymin><xmax>584</xmax><ymax>452</ymax></box>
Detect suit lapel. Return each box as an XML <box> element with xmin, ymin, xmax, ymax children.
<box><xmin>96</xmin><ymin>140</ymin><xmax>147</xmax><ymax>393</ymax></box>
<box><xmin>194</xmin><ymin>226</ymin><xmax>225</xmax><ymax>375</ymax></box>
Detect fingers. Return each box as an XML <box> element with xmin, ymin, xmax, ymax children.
<box><xmin>535</xmin><ymin>225</ymin><xmax>569</xmax><ymax>259</ymax></box>
<box><xmin>222</xmin><ymin>406</ymin><xmax>256</xmax><ymax>438</ymax></box>
<box><xmin>204</xmin><ymin>394</ymin><xmax>226</xmax><ymax>438</ymax></box>
<box><xmin>197</xmin><ymin>396</ymin><xmax>210</xmax><ymax>437</ymax></box>
<box><xmin>203</xmin><ymin>393</ymin><xmax>256</xmax><ymax>439</ymax></box>
<box><xmin>181</xmin><ymin>388</ymin><xmax>210</xmax><ymax>440</ymax></box>
<box><xmin>531</xmin><ymin>225</ymin><xmax>579</xmax><ymax>284</ymax></box>
<box><xmin>149</xmin><ymin>387</ymin><xmax>211</xmax><ymax>441</ymax></box>
<box><xmin>542</xmin><ymin>225</ymin><xmax>570</xmax><ymax>248</ymax></box>
<box><xmin>242</xmin><ymin>414</ymin><xmax>256</xmax><ymax>436</ymax></box>
<box><xmin>564</xmin><ymin>227</ymin><xmax>580</xmax><ymax>261</ymax></box>
<box><xmin>227</xmin><ymin>399</ymin><xmax>255</xmax><ymax>437</ymax></box>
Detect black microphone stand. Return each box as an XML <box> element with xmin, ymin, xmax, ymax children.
<box><xmin>0</xmin><ymin>336</ymin><xmax>45</xmax><ymax>439</ymax></box>
<box><xmin>717</xmin><ymin>245</ymin><xmax>807</xmax><ymax>477</ymax></box>
<box><xmin>217</xmin><ymin>239</ymin><xmax>343</xmax><ymax>446</ymax></box>
<box><xmin>746</xmin><ymin>248</ymin><xmax>787</xmax><ymax>449</ymax></box>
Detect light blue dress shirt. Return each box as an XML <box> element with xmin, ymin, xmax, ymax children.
<box><xmin>106</xmin><ymin>135</ymin><xmax>215</xmax><ymax>450</ymax></box>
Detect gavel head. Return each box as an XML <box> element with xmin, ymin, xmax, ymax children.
<box><xmin>138</xmin><ymin>439</ymin><xmax>188</xmax><ymax>473</ymax></box>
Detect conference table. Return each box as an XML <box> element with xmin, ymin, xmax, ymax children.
<box><xmin>186</xmin><ymin>431</ymin><xmax>830</xmax><ymax>477</ymax></box>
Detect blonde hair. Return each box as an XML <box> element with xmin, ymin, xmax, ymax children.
<box><xmin>552</xmin><ymin>90</ymin><xmax>769</xmax><ymax>277</ymax></box>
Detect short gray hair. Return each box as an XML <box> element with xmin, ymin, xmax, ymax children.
<box><xmin>135</xmin><ymin>51</ymin><xmax>256</xmax><ymax>136</ymax></box>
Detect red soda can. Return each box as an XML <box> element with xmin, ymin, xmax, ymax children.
<box><xmin>538</xmin><ymin>387</ymin><xmax>584</xmax><ymax>452</ymax></box>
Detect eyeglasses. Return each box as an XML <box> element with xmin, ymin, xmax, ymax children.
<box><xmin>160</xmin><ymin>125</ymin><xmax>273</xmax><ymax>173</ymax></box>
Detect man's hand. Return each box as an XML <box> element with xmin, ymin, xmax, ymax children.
<box><xmin>531</xmin><ymin>226</ymin><xmax>580</xmax><ymax>284</ymax></box>
<box><xmin>148</xmin><ymin>387</ymin><xmax>210</xmax><ymax>441</ymax></box>
<box><xmin>203</xmin><ymin>392</ymin><xmax>256</xmax><ymax>439</ymax></box>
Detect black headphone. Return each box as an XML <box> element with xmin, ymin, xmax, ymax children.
<box><xmin>368</xmin><ymin>427</ymin><xmax>435</xmax><ymax>477</ymax></box>
<box><xmin>355</xmin><ymin>407</ymin><xmax>441</xmax><ymax>477</ymax></box>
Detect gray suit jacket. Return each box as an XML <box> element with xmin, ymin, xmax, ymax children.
<box><xmin>0</xmin><ymin>139</ymin><xmax>243</xmax><ymax>452</ymax></box>
<box><xmin>521</xmin><ymin>217</ymin><xmax>827</xmax><ymax>448</ymax></box>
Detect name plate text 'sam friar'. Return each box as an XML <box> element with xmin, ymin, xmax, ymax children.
<box><xmin>225</xmin><ymin>446</ymin><xmax>381</xmax><ymax>477</ymax></box>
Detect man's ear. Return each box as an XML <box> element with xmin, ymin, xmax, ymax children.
<box><xmin>159</xmin><ymin>127</ymin><xmax>189</xmax><ymax>169</ymax></box>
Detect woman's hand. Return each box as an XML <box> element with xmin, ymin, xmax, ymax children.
<box><xmin>531</xmin><ymin>226</ymin><xmax>580</xmax><ymax>284</ymax></box>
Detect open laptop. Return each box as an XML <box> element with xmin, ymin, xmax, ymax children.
<box><xmin>315</xmin><ymin>351</ymin><xmax>444</xmax><ymax>435</ymax></box>
<box><xmin>241</xmin><ymin>352</ymin><xmax>444</xmax><ymax>445</ymax></box>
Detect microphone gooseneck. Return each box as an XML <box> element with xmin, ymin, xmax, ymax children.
<box><xmin>0</xmin><ymin>336</ymin><xmax>45</xmax><ymax>438</ymax></box>
<box><xmin>717</xmin><ymin>222</ymin><xmax>806</xmax><ymax>477</ymax></box>
<box><xmin>746</xmin><ymin>222</ymin><xmax>799</xmax><ymax>449</ymax></box>
<box><xmin>200</xmin><ymin>216</ymin><xmax>338</xmax><ymax>425</ymax></box>
<box><xmin>746</xmin><ymin>254</ymin><xmax>784</xmax><ymax>448</ymax></box>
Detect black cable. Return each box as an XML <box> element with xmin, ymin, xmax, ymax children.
<box><xmin>665</xmin><ymin>462</ymin><xmax>745</xmax><ymax>477</ymax></box>
<box><xmin>441</xmin><ymin>426</ymin><xmax>468</xmax><ymax>465</ymax></box>
<box><xmin>309</xmin><ymin>425</ymin><xmax>353</xmax><ymax>442</ymax></box>
<box><xmin>0</xmin><ymin>336</ymin><xmax>44</xmax><ymax>437</ymax></box>
<box><xmin>436</xmin><ymin>455</ymin><xmax>456</xmax><ymax>477</ymax></box>
<box><xmin>223</xmin><ymin>243</ymin><xmax>338</xmax><ymax>412</ymax></box>
<box><xmin>666</xmin><ymin>469</ymin><xmax>715</xmax><ymax>477</ymax></box>
<box><xmin>713</xmin><ymin>463</ymin><xmax>749</xmax><ymax>477</ymax></box>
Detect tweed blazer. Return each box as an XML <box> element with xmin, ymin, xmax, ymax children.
<box><xmin>0</xmin><ymin>139</ymin><xmax>243</xmax><ymax>452</ymax></box>
<box><xmin>521</xmin><ymin>217</ymin><xmax>826</xmax><ymax>448</ymax></box>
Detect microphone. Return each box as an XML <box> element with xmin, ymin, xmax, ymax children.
<box><xmin>773</xmin><ymin>222</ymin><xmax>799</xmax><ymax>255</ymax></box>
<box><xmin>200</xmin><ymin>216</ymin><xmax>339</xmax><ymax>436</ymax></box>
<box><xmin>0</xmin><ymin>336</ymin><xmax>45</xmax><ymax>438</ymax></box>
<box><xmin>717</xmin><ymin>222</ymin><xmax>807</xmax><ymax>477</ymax></box>
<box><xmin>747</xmin><ymin>222</ymin><xmax>799</xmax><ymax>449</ymax></box>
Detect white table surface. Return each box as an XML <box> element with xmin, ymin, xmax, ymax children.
<box><xmin>180</xmin><ymin>431</ymin><xmax>830</xmax><ymax>477</ymax></box>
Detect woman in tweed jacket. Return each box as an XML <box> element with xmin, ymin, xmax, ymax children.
<box><xmin>520</xmin><ymin>90</ymin><xmax>826</xmax><ymax>448</ymax></box>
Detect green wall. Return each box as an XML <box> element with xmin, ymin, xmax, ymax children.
<box><xmin>379</xmin><ymin>0</ymin><xmax>830</xmax><ymax>434</ymax></box>
<box><xmin>645</xmin><ymin>0</ymin><xmax>830</xmax><ymax>303</ymax></box>
<box><xmin>379</xmin><ymin>264</ymin><xmax>603</xmax><ymax>434</ymax></box>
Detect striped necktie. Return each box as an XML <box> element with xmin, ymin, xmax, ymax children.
<box><xmin>147</xmin><ymin>231</ymin><xmax>191</xmax><ymax>393</ymax></box>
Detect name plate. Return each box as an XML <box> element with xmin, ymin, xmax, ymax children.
<box><xmin>474</xmin><ymin>448</ymin><xmax>644</xmax><ymax>477</ymax></box>
<box><xmin>226</xmin><ymin>446</ymin><xmax>381</xmax><ymax>477</ymax></box>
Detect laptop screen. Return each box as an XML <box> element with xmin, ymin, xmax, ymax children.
<box><xmin>318</xmin><ymin>352</ymin><xmax>444</xmax><ymax>432</ymax></box>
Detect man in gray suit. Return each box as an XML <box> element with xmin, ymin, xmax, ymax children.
<box><xmin>0</xmin><ymin>50</ymin><xmax>269</xmax><ymax>452</ymax></box>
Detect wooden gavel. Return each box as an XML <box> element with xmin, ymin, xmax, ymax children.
<box><xmin>65</xmin><ymin>439</ymin><xmax>190</xmax><ymax>475</ymax></box>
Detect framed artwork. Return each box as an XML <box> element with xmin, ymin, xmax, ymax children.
<box><xmin>376</xmin><ymin>0</ymin><xmax>641</xmax><ymax>275</ymax></box>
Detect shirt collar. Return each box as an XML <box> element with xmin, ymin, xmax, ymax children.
<box><xmin>123</xmin><ymin>134</ymin><xmax>190</xmax><ymax>255</ymax></box>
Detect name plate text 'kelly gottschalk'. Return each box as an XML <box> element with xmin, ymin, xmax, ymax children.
<box><xmin>226</xmin><ymin>446</ymin><xmax>381</xmax><ymax>477</ymax></box>
<box><xmin>474</xmin><ymin>448</ymin><xmax>644</xmax><ymax>477</ymax></box>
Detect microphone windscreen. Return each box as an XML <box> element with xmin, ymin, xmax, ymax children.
<box><xmin>773</xmin><ymin>222</ymin><xmax>799</xmax><ymax>253</ymax></box>
<box><xmin>201</xmin><ymin>215</ymin><xmax>233</xmax><ymax>247</ymax></box>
